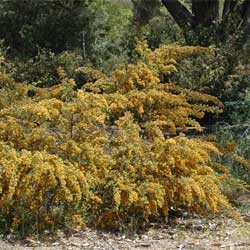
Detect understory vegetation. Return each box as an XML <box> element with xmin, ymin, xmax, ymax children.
<box><xmin>0</xmin><ymin>0</ymin><xmax>250</xmax><ymax>237</ymax></box>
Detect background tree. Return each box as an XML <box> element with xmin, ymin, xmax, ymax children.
<box><xmin>161</xmin><ymin>0</ymin><xmax>250</xmax><ymax>46</ymax></box>
<box><xmin>0</xmin><ymin>0</ymin><xmax>92</xmax><ymax>55</ymax></box>
<box><xmin>132</xmin><ymin>0</ymin><xmax>250</xmax><ymax>46</ymax></box>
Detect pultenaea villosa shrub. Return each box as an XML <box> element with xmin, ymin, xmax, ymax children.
<box><xmin>0</xmin><ymin>40</ymin><xmax>236</xmax><ymax>234</ymax></box>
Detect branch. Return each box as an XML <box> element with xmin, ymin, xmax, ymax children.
<box><xmin>222</xmin><ymin>0</ymin><xmax>237</xmax><ymax>18</ymax></box>
<box><xmin>161</xmin><ymin>0</ymin><xmax>194</xmax><ymax>31</ymax></box>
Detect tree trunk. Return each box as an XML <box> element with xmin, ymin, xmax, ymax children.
<box><xmin>241</xmin><ymin>0</ymin><xmax>250</xmax><ymax>40</ymax></box>
<box><xmin>161</xmin><ymin>0</ymin><xmax>220</xmax><ymax>45</ymax></box>
<box><xmin>192</xmin><ymin>0</ymin><xmax>219</xmax><ymax>26</ymax></box>
<box><xmin>161</xmin><ymin>0</ymin><xmax>194</xmax><ymax>38</ymax></box>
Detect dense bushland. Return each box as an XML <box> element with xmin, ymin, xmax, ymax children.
<box><xmin>0</xmin><ymin>41</ymin><xmax>240</xmax><ymax>235</ymax></box>
<box><xmin>0</xmin><ymin>0</ymin><xmax>250</xmax><ymax>237</ymax></box>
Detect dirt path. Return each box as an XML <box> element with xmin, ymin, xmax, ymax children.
<box><xmin>1</xmin><ymin>211</ymin><xmax>250</xmax><ymax>250</ymax></box>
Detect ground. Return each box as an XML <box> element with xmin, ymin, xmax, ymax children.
<box><xmin>1</xmin><ymin>206</ymin><xmax>250</xmax><ymax>250</ymax></box>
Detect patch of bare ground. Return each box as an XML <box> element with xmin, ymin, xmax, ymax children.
<box><xmin>1</xmin><ymin>207</ymin><xmax>250</xmax><ymax>250</ymax></box>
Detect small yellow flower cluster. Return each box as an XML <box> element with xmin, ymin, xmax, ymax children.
<box><xmin>233</xmin><ymin>155</ymin><xmax>250</xmax><ymax>169</ymax></box>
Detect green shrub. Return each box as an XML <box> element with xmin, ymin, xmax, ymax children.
<box><xmin>12</xmin><ymin>49</ymin><xmax>84</xmax><ymax>87</ymax></box>
<box><xmin>215</xmin><ymin>88</ymin><xmax>250</xmax><ymax>184</ymax></box>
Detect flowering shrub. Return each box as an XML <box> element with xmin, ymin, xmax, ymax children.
<box><xmin>0</xmin><ymin>143</ymin><xmax>88</xmax><ymax>234</ymax></box>
<box><xmin>0</xmin><ymin>41</ymin><xmax>236</xmax><ymax>234</ymax></box>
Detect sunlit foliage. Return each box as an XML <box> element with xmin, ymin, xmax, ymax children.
<box><xmin>0</xmin><ymin>41</ymin><xmax>234</xmax><ymax>234</ymax></box>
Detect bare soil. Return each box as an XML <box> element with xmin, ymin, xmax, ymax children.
<box><xmin>1</xmin><ymin>208</ymin><xmax>250</xmax><ymax>250</ymax></box>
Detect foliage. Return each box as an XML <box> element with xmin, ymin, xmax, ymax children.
<box><xmin>225</xmin><ymin>87</ymin><xmax>250</xmax><ymax>123</ymax></box>
<box><xmin>215</xmin><ymin>87</ymin><xmax>250</xmax><ymax>184</ymax></box>
<box><xmin>216</xmin><ymin>126</ymin><xmax>250</xmax><ymax>184</ymax></box>
<box><xmin>143</xmin><ymin>14</ymin><xmax>184</xmax><ymax>49</ymax></box>
<box><xmin>88</xmin><ymin>0</ymin><xmax>133</xmax><ymax>72</ymax></box>
<box><xmin>171</xmin><ymin>42</ymin><xmax>250</xmax><ymax>104</ymax></box>
<box><xmin>171</xmin><ymin>41</ymin><xmax>250</xmax><ymax>186</ymax></box>
<box><xmin>0</xmin><ymin>0</ymin><xmax>92</xmax><ymax>54</ymax></box>
<box><xmin>0</xmin><ymin>0</ymin><xmax>134</xmax><ymax>80</ymax></box>
<box><xmin>161</xmin><ymin>0</ymin><xmax>250</xmax><ymax>47</ymax></box>
<box><xmin>132</xmin><ymin>0</ymin><xmax>184</xmax><ymax>48</ymax></box>
<box><xmin>0</xmin><ymin>41</ymin><xmax>237</xmax><ymax>235</ymax></box>
<box><xmin>12</xmin><ymin>49</ymin><xmax>84</xmax><ymax>88</ymax></box>
<box><xmin>0</xmin><ymin>40</ymin><xmax>15</xmax><ymax>74</ymax></box>
<box><xmin>0</xmin><ymin>143</ymin><xmax>88</xmax><ymax>234</ymax></box>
